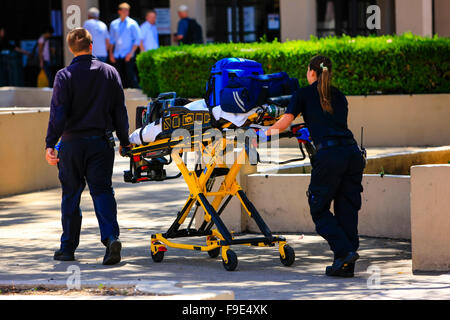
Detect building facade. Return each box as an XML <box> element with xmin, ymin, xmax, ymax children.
<box><xmin>1</xmin><ymin>0</ymin><xmax>449</xmax><ymax>68</ymax></box>
<box><xmin>69</xmin><ymin>0</ymin><xmax>450</xmax><ymax>65</ymax></box>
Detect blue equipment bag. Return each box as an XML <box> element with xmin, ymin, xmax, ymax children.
<box><xmin>205</xmin><ymin>58</ymin><xmax>264</xmax><ymax>108</ymax></box>
<box><xmin>220</xmin><ymin>72</ymin><xmax>300</xmax><ymax>113</ymax></box>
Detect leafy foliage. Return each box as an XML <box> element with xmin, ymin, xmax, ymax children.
<box><xmin>136</xmin><ymin>33</ymin><xmax>450</xmax><ymax>98</ymax></box>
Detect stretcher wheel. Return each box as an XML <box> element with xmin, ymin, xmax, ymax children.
<box><xmin>222</xmin><ymin>249</ymin><xmax>238</xmax><ymax>271</ymax></box>
<box><xmin>151</xmin><ymin>251</ymin><xmax>165</xmax><ymax>263</ymax></box>
<box><xmin>280</xmin><ymin>245</ymin><xmax>295</xmax><ymax>266</ymax></box>
<box><xmin>207</xmin><ymin>247</ymin><xmax>220</xmax><ymax>258</ymax></box>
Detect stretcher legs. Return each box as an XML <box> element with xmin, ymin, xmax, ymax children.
<box><xmin>148</xmin><ymin>143</ymin><xmax>295</xmax><ymax>271</ymax></box>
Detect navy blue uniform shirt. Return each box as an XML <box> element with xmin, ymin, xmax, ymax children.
<box><xmin>286</xmin><ymin>81</ymin><xmax>353</xmax><ymax>145</ymax></box>
<box><xmin>45</xmin><ymin>54</ymin><xmax>130</xmax><ymax>148</ymax></box>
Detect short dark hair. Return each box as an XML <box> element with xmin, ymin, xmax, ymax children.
<box><xmin>67</xmin><ymin>28</ymin><xmax>92</xmax><ymax>54</ymax></box>
<box><xmin>146</xmin><ymin>9</ymin><xmax>156</xmax><ymax>15</ymax></box>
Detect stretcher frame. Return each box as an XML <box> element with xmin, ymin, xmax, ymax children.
<box><xmin>125</xmin><ymin>130</ymin><xmax>296</xmax><ymax>271</ymax></box>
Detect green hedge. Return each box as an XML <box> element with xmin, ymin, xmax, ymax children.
<box><xmin>136</xmin><ymin>33</ymin><xmax>450</xmax><ymax>98</ymax></box>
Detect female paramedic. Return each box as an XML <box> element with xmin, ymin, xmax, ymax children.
<box><xmin>261</xmin><ymin>55</ymin><xmax>365</xmax><ymax>277</ymax></box>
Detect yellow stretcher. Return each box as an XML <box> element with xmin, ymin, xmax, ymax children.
<box><xmin>121</xmin><ymin>94</ymin><xmax>314</xmax><ymax>271</ymax></box>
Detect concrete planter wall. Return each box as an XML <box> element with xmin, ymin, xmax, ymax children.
<box><xmin>411</xmin><ymin>165</ymin><xmax>450</xmax><ymax>272</ymax></box>
<box><xmin>281</xmin><ymin>93</ymin><xmax>450</xmax><ymax>148</ymax></box>
<box><xmin>268</xmin><ymin>146</ymin><xmax>450</xmax><ymax>176</ymax></box>
<box><xmin>0</xmin><ymin>86</ymin><xmax>149</xmax><ymax>133</ymax></box>
<box><xmin>244</xmin><ymin>165</ymin><xmax>450</xmax><ymax>273</ymax></box>
<box><xmin>0</xmin><ymin>87</ymin><xmax>148</xmax><ymax>197</ymax></box>
<box><xmin>0</xmin><ymin>87</ymin><xmax>53</xmax><ymax>108</ymax></box>
<box><xmin>246</xmin><ymin>174</ymin><xmax>411</xmax><ymax>239</ymax></box>
<box><xmin>0</xmin><ymin>110</ymin><xmax>60</xmax><ymax>197</ymax></box>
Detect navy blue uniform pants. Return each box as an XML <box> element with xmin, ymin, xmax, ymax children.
<box><xmin>57</xmin><ymin>136</ymin><xmax>119</xmax><ymax>253</ymax></box>
<box><xmin>114</xmin><ymin>58</ymin><xmax>139</xmax><ymax>89</ymax></box>
<box><xmin>308</xmin><ymin>144</ymin><xmax>365</xmax><ymax>259</ymax></box>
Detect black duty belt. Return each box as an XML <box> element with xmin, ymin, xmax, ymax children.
<box><xmin>315</xmin><ymin>138</ymin><xmax>356</xmax><ymax>151</ymax></box>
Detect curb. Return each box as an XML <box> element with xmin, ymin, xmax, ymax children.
<box><xmin>0</xmin><ymin>280</ymin><xmax>234</xmax><ymax>300</ymax></box>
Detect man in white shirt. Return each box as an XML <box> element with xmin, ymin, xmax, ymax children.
<box><xmin>108</xmin><ymin>2</ymin><xmax>141</xmax><ymax>88</ymax></box>
<box><xmin>83</xmin><ymin>7</ymin><xmax>110</xmax><ymax>62</ymax></box>
<box><xmin>140</xmin><ymin>10</ymin><xmax>159</xmax><ymax>52</ymax></box>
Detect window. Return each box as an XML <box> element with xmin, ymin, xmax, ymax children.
<box><xmin>206</xmin><ymin>0</ymin><xmax>280</xmax><ymax>43</ymax></box>
<box><xmin>317</xmin><ymin>0</ymin><xmax>378</xmax><ymax>37</ymax></box>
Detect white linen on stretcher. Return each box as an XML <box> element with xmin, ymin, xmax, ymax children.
<box><xmin>129</xmin><ymin>99</ymin><xmax>258</xmax><ymax>145</ymax></box>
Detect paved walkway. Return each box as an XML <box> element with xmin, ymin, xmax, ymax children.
<box><xmin>1</xmin><ymin>151</ymin><xmax>450</xmax><ymax>299</ymax></box>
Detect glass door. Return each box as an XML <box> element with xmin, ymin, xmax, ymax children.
<box><xmin>317</xmin><ymin>0</ymin><xmax>378</xmax><ymax>37</ymax></box>
<box><xmin>206</xmin><ymin>0</ymin><xmax>280</xmax><ymax>43</ymax></box>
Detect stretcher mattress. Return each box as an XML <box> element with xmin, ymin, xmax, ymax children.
<box><xmin>129</xmin><ymin>99</ymin><xmax>259</xmax><ymax>145</ymax></box>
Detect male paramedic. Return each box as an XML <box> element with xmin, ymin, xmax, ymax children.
<box><xmin>45</xmin><ymin>28</ymin><xmax>131</xmax><ymax>265</ymax></box>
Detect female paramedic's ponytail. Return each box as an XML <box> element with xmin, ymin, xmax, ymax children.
<box><xmin>309</xmin><ymin>56</ymin><xmax>333</xmax><ymax>114</ymax></box>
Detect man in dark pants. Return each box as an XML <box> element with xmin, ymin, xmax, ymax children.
<box><xmin>45</xmin><ymin>28</ymin><xmax>131</xmax><ymax>265</ymax></box>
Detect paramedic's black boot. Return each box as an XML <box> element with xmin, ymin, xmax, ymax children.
<box><xmin>103</xmin><ymin>238</ymin><xmax>122</xmax><ymax>265</ymax></box>
<box><xmin>326</xmin><ymin>252</ymin><xmax>359</xmax><ymax>277</ymax></box>
<box><xmin>54</xmin><ymin>250</ymin><xmax>75</xmax><ymax>261</ymax></box>
<box><xmin>326</xmin><ymin>262</ymin><xmax>355</xmax><ymax>277</ymax></box>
